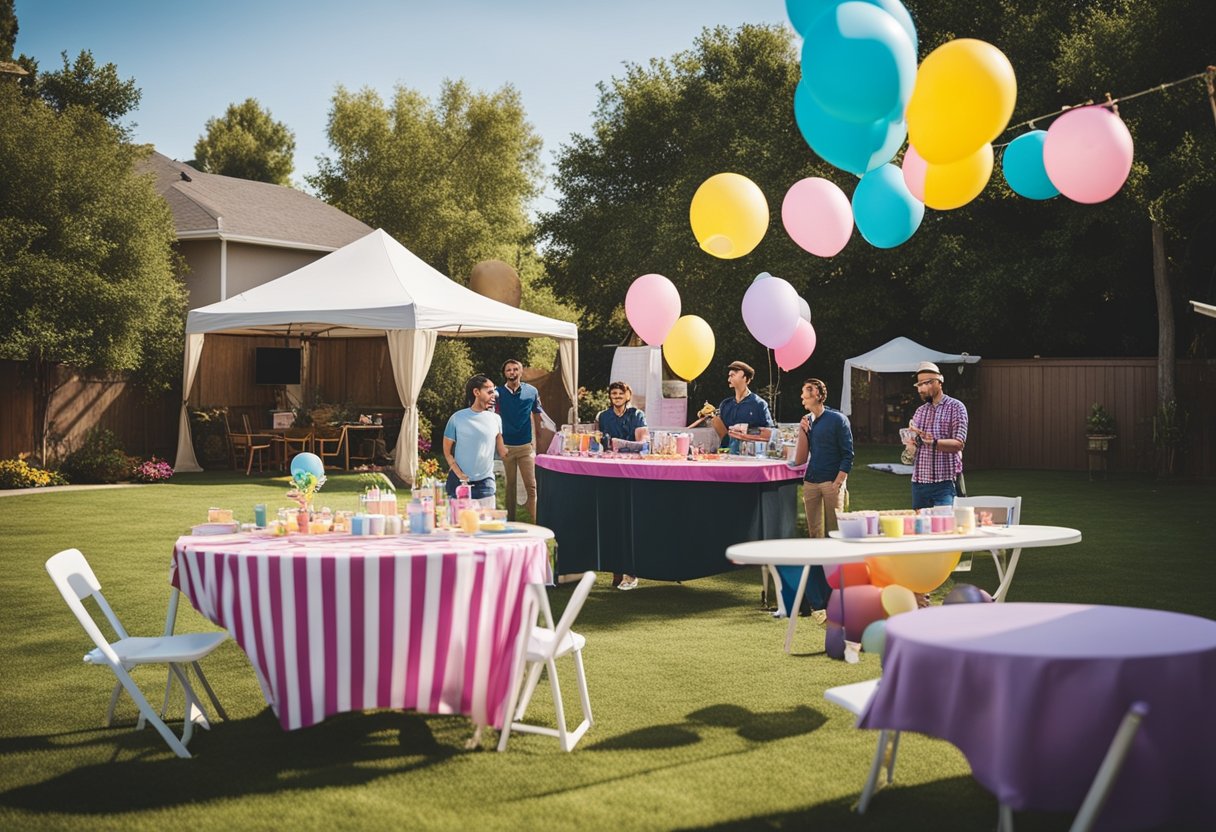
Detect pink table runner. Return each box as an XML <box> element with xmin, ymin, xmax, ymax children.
<box><xmin>171</xmin><ymin>533</ymin><xmax>550</xmax><ymax>731</ymax></box>
<box><xmin>536</xmin><ymin>454</ymin><xmax>804</xmax><ymax>484</ymax></box>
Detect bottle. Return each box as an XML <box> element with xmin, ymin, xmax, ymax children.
<box><xmin>455</xmin><ymin>481</ymin><xmax>471</xmax><ymax>500</ymax></box>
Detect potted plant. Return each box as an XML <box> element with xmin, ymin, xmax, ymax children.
<box><xmin>1085</xmin><ymin>403</ymin><xmax>1116</xmax><ymax>452</ymax></box>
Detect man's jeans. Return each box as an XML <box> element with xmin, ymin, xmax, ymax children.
<box><xmin>911</xmin><ymin>479</ymin><xmax>956</xmax><ymax>510</ymax></box>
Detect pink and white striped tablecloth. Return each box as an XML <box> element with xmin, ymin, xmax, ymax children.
<box><xmin>171</xmin><ymin>533</ymin><xmax>550</xmax><ymax>731</ymax></box>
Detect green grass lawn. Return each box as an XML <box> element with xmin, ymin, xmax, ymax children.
<box><xmin>1</xmin><ymin>446</ymin><xmax>1212</xmax><ymax>831</ymax></box>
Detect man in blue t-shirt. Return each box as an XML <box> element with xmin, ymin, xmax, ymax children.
<box><xmin>443</xmin><ymin>375</ymin><xmax>508</xmax><ymax>502</ymax></box>
<box><xmin>711</xmin><ymin>361</ymin><xmax>774</xmax><ymax>451</ymax></box>
<box><xmin>596</xmin><ymin>381</ymin><xmax>649</xmax><ymax>444</ymax></box>
<box><xmin>789</xmin><ymin>377</ymin><xmax>855</xmax><ymax>612</ymax></box>
<box><xmin>495</xmin><ymin>359</ymin><xmax>544</xmax><ymax>521</ymax></box>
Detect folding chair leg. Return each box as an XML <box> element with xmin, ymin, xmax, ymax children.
<box><xmin>191</xmin><ymin>660</ymin><xmax>228</xmax><ymax>720</ymax></box>
<box><xmin>886</xmin><ymin>730</ymin><xmax>901</xmax><ymax>783</ymax></box>
<box><xmin>572</xmin><ymin>650</ymin><xmax>593</xmax><ymax>730</ymax></box>
<box><xmin>998</xmin><ymin>804</ymin><xmax>1015</xmax><ymax>832</ymax></box>
<box><xmin>993</xmin><ymin>549</ymin><xmax>1024</xmax><ymax>602</ymax></box>
<box><xmin>106</xmin><ymin>680</ymin><xmax>122</xmax><ymax>726</ymax></box>
<box><xmin>514</xmin><ymin>661</ymin><xmax>545</xmax><ymax>721</ymax></box>
<box><xmin>112</xmin><ymin>665</ymin><xmax>191</xmax><ymax>758</ymax></box>
<box><xmin>546</xmin><ymin>658</ymin><xmax>569</xmax><ymax>750</ymax></box>
<box><xmin>857</xmin><ymin>729</ymin><xmax>892</xmax><ymax>813</ymax></box>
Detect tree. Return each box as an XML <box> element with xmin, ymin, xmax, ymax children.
<box><xmin>193</xmin><ymin>98</ymin><xmax>296</xmax><ymax>185</ymax></box>
<box><xmin>1</xmin><ymin>0</ymin><xmax>16</xmax><ymax>62</ymax></box>
<box><xmin>0</xmin><ymin>83</ymin><xmax>186</xmax><ymax>463</ymax></box>
<box><xmin>310</xmin><ymin>79</ymin><xmax>558</xmax><ymax>426</ymax></box>
<box><xmin>33</xmin><ymin>50</ymin><xmax>141</xmax><ymax>127</ymax></box>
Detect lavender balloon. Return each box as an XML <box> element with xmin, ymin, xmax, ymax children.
<box><xmin>741</xmin><ymin>275</ymin><xmax>800</xmax><ymax>348</ymax></box>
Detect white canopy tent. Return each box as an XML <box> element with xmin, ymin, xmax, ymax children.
<box><xmin>841</xmin><ymin>336</ymin><xmax>980</xmax><ymax>416</ymax></box>
<box><xmin>1191</xmin><ymin>300</ymin><xmax>1216</xmax><ymax>320</ymax></box>
<box><xmin>174</xmin><ymin>229</ymin><xmax>579</xmax><ymax>483</ymax></box>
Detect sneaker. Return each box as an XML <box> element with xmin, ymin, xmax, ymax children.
<box><xmin>617</xmin><ymin>576</ymin><xmax>639</xmax><ymax>591</ymax></box>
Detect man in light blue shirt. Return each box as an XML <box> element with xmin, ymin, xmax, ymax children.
<box><xmin>443</xmin><ymin>375</ymin><xmax>508</xmax><ymax>501</ymax></box>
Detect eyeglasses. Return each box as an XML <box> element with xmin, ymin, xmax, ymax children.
<box><xmin>914</xmin><ymin>379</ymin><xmax>939</xmax><ymax>388</ymax></box>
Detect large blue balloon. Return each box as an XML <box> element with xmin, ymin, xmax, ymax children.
<box><xmin>852</xmin><ymin>163</ymin><xmax>924</xmax><ymax>248</ymax></box>
<box><xmin>787</xmin><ymin>0</ymin><xmax>918</xmax><ymax>54</ymax></box>
<box><xmin>794</xmin><ymin>80</ymin><xmax>905</xmax><ymax>176</ymax></box>
<box><xmin>1002</xmin><ymin>130</ymin><xmax>1060</xmax><ymax>200</ymax></box>
<box><xmin>290</xmin><ymin>452</ymin><xmax>325</xmax><ymax>479</ymax></box>
<box><xmin>801</xmin><ymin>2</ymin><xmax>916</xmax><ymax>125</ymax></box>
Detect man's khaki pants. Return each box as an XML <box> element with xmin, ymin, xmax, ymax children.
<box><xmin>502</xmin><ymin>443</ymin><xmax>537</xmax><ymax>522</ymax></box>
<box><xmin>803</xmin><ymin>480</ymin><xmax>846</xmax><ymax>539</ymax></box>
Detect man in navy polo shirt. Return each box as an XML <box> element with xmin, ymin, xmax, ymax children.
<box><xmin>596</xmin><ymin>381</ymin><xmax>649</xmax><ymax>444</ymax></box>
<box><xmin>495</xmin><ymin>358</ymin><xmax>544</xmax><ymax>522</ymax></box>
<box><xmin>711</xmin><ymin>360</ymin><xmax>774</xmax><ymax>451</ymax></box>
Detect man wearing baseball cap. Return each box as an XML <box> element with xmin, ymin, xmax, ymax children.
<box><xmin>902</xmin><ymin>361</ymin><xmax>969</xmax><ymax>508</ymax></box>
<box><xmin>712</xmin><ymin>360</ymin><xmax>774</xmax><ymax>452</ymax></box>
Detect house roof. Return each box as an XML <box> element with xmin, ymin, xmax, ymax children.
<box><xmin>137</xmin><ymin>150</ymin><xmax>372</xmax><ymax>251</ymax></box>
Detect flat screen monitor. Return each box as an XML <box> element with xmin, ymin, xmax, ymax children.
<box><xmin>254</xmin><ymin>347</ymin><xmax>301</xmax><ymax>385</ymax></box>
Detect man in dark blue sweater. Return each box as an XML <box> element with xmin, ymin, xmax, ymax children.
<box><xmin>790</xmin><ymin>377</ymin><xmax>855</xmax><ymax>611</ymax></box>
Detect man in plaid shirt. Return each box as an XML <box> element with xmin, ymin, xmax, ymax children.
<box><xmin>902</xmin><ymin>361</ymin><xmax>969</xmax><ymax>509</ymax></box>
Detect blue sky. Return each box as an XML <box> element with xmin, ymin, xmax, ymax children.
<box><xmin>14</xmin><ymin>0</ymin><xmax>790</xmax><ymax>210</ymax></box>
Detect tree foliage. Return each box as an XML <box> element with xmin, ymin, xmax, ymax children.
<box><xmin>538</xmin><ymin>7</ymin><xmax>1216</xmax><ymax>418</ymax></box>
<box><xmin>1</xmin><ymin>0</ymin><xmax>16</xmax><ymax>62</ymax></box>
<box><xmin>193</xmin><ymin>98</ymin><xmax>296</xmax><ymax>185</ymax></box>
<box><xmin>310</xmin><ymin>79</ymin><xmax>568</xmax><ymax>423</ymax></box>
<box><xmin>31</xmin><ymin>50</ymin><xmax>141</xmax><ymax>128</ymax></box>
<box><xmin>0</xmin><ymin>82</ymin><xmax>186</xmax><ymax>458</ymax></box>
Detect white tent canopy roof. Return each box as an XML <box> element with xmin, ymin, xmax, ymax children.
<box><xmin>841</xmin><ymin>336</ymin><xmax>980</xmax><ymax>416</ymax></box>
<box><xmin>1191</xmin><ymin>300</ymin><xmax>1216</xmax><ymax>320</ymax></box>
<box><xmin>185</xmin><ymin>228</ymin><xmax>578</xmax><ymax>341</ymax></box>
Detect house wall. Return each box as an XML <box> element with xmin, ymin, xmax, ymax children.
<box><xmin>179</xmin><ymin>240</ymin><xmax>222</xmax><ymax>308</ymax></box>
<box><xmin>176</xmin><ymin>240</ymin><xmax>330</xmax><ymax>309</ymax></box>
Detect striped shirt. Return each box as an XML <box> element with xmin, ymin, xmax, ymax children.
<box><xmin>911</xmin><ymin>394</ymin><xmax>969</xmax><ymax>483</ymax></box>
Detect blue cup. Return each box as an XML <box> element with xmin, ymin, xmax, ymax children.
<box><xmin>253</xmin><ymin>504</ymin><xmax>267</xmax><ymax>528</ymax></box>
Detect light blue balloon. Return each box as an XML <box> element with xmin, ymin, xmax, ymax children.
<box><xmin>290</xmin><ymin>452</ymin><xmax>325</xmax><ymax>479</ymax></box>
<box><xmin>753</xmin><ymin>271</ymin><xmax>773</xmax><ymax>282</ymax></box>
<box><xmin>861</xmin><ymin>619</ymin><xmax>887</xmax><ymax>656</ymax></box>
<box><xmin>794</xmin><ymin>80</ymin><xmax>905</xmax><ymax>176</ymax></box>
<box><xmin>851</xmin><ymin>163</ymin><xmax>924</xmax><ymax>249</ymax></box>
<box><xmin>787</xmin><ymin>0</ymin><xmax>918</xmax><ymax>54</ymax></box>
<box><xmin>801</xmin><ymin>1</ymin><xmax>916</xmax><ymax>125</ymax></box>
<box><xmin>1002</xmin><ymin>130</ymin><xmax>1060</xmax><ymax>200</ymax></box>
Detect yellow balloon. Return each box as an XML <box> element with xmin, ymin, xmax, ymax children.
<box><xmin>880</xmin><ymin>584</ymin><xmax>918</xmax><ymax>617</ymax></box>
<box><xmin>866</xmin><ymin>552</ymin><xmax>962</xmax><ymax>594</ymax></box>
<box><xmin>906</xmin><ymin>39</ymin><xmax>1017</xmax><ymax>165</ymax></box>
<box><xmin>662</xmin><ymin>315</ymin><xmax>716</xmax><ymax>381</ymax></box>
<box><xmin>689</xmin><ymin>173</ymin><xmax>769</xmax><ymax>259</ymax></box>
<box><xmin>924</xmin><ymin>143</ymin><xmax>994</xmax><ymax>210</ymax></box>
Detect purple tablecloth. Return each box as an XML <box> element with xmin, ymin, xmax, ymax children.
<box><xmin>859</xmin><ymin>603</ymin><xmax>1216</xmax><ymax>830</ymax></box>
<box><xmin>536</xmin><ymin>454</ymin><xmax>803</xmax><ymax>484</ymax></box>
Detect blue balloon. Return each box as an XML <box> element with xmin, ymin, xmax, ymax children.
<box><xmin>861</xmin><ymin>619</ymin><xmax>887</xmax><ymax>657</ymax></box>
<box><xmin>944</xmin><ymin>583</ymin><xmax>987</xmax><ymax>605</ymax></box>
<box><xmin>787</xmin><ymin>0</ymin><xmax>918</xmax><ymax>54</ymax></box>
<box><xmin>851</xmin><ymin>164</ymin><xmax>924</xmax><ymax>248</ymax></box>
<box><xmin>1002</xmin><ymin>130</ymin><xmax>1060</xmax><ymax>200</ymax></box>
<box><xmin>801</xmin><ymin>2</ymin><xmax>916</xmax><ymax>125</ymax></box>
<box><xmin>794</xmin><ymin>80</ymin><xmax>905</xmax><ymax>176</ymax></box>
<box><xmin>290</xmin><ymin>452</ymin><xmax>325</xmax><ymax>479</ymax></box>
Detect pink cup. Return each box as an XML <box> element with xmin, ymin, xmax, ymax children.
<box><xmin>865</xmin><ymin>513</ymin><xmax>879</xmax><ymax>536</ymax></box>
<box><xmin>675</xmin><ymin>434</ymin><xmax>690</xmax><ymax>456</ymax></box>
<box><xmin>903</xmin><ymin>515</ymin><xmax>916</xmax><ymax>535</ymax></box>
<box><xmin>943</xmin><ymin>516</ymin><xmax>955</xmax><ymax>532</ymax></box>
<box><xmin>931</xmin><ymin>515</ymin><xmax>944</xmax><ymax>533</ymax></box>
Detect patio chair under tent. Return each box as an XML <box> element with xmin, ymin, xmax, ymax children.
<box><xmin>172</xmin><ymin>229</ymin><xmax>579</xmax><ymax>486</ymax></box>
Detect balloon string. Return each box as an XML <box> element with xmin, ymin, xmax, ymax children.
<box><xmin>992</xmin><ymin>68</ymin><xmax>1213</xmax><ymax>147</ymax></box>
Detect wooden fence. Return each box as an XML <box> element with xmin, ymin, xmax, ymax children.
<box><xmin>848</xmin><ymin>358</ymin><xmax>1215</xmax><ymax>477</ymax></box>
<box><xmin>5</xmin><ymin>351</ymin><xmax>1213</xmax><ymax>477</ymax></box>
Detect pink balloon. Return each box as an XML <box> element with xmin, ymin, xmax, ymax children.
<box><xmin>1043</xmin><ymin>106</ymin><xmax>1134</xmax><ymax>204</ymax></box>
<box><xmin>741</xmin><ymin>275</ymin><xmax>800</xmax><ymax>348</ymax></box>
<box><xmin>826</xmin><ymin>584</ymin><xmax>885</xmax><ymax>642</ymax></box>
<box><xmin>625</xmin><ymin>273</ymin><xmax>681</xmax><ymax>345</ymax></box>
<box><xmin>774</xmin><ymin>319</ymin><xmax>818</xmax><ymax>371</ymax></box>
<box><xmin>781</xmin><ymin>177</ymin><xmax>853</xmax><ymax>257</ymax></box>
<box><xmin>901</xmin><ymin>145</ymin><xmax>928</xmax><ymax>202</ymax></box>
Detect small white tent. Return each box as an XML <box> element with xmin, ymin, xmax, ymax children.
<box><xmin>841</xmin><ymin>336</ymin><xmax>980</xmax><ymax>416</ymax></box>
<box><xmin>175</xmin><ymin>229</ymin><xmax>579</xmax><ymax>483</ymax></box>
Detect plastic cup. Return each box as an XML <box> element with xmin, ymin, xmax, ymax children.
<box><xmin>903</xmin><ymin>515</ymin><xmax>916</xmax><ymax>535</ymax></box>
<box><xmin>864</xmin><ymin>512</ymin><xmax>880</xmax><ymax>536</ymax></box>
<box><xmin>931</xmin><ymin>515</ymin><xmax>944</xmax><ymax>533</ymax></box>
<box><xmin>954</xmin><ymin>506</ymin><xmax>976</xmax><ymax>533</ymax></box>
<box><xmin>368</xmin><ymin>514</ymin><xmax>386</xmax><ymax>535</ymax></box>
<box><xmin>838</xmin><ymin>517</ymin><xmax>867</xmax><ymax>539</ymax></box>
<box><xmin>879</xmin><ymin>516</ymin><xmax>904</xmax><ymax>537</ymax></box>
<box><xmin>253</xmin><ymin>504</ymin><xmax>267</xmax><ymax>528</ymax></box>
<box><xmin>675</xmin><ymin>434</ymin><xmax>691</xmax><ymax>456</ymax></box>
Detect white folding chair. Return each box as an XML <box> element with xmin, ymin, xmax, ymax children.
<box><xmin>954</xmin><ymin>495</ymin><xmax>1023</xmax><ymax>601</ymax></box>
<box><xmin>998</xmin><ymin>701</ymin><xmax>1149</xmax><ymax>832</ymax></box>
<box><xmin>824</xmin><ymin>678</ymin><xmax>902</xmax><ymax>813</ymax></box>
<box><xmin>45</xmin><ymin>548</ymin><xmax>228</xmax><ymax>758</ymax></box>
<box><xmin>497</xmin><ymin>571</ymin><xmax>596</xmax><ymax>752</ymax></box>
